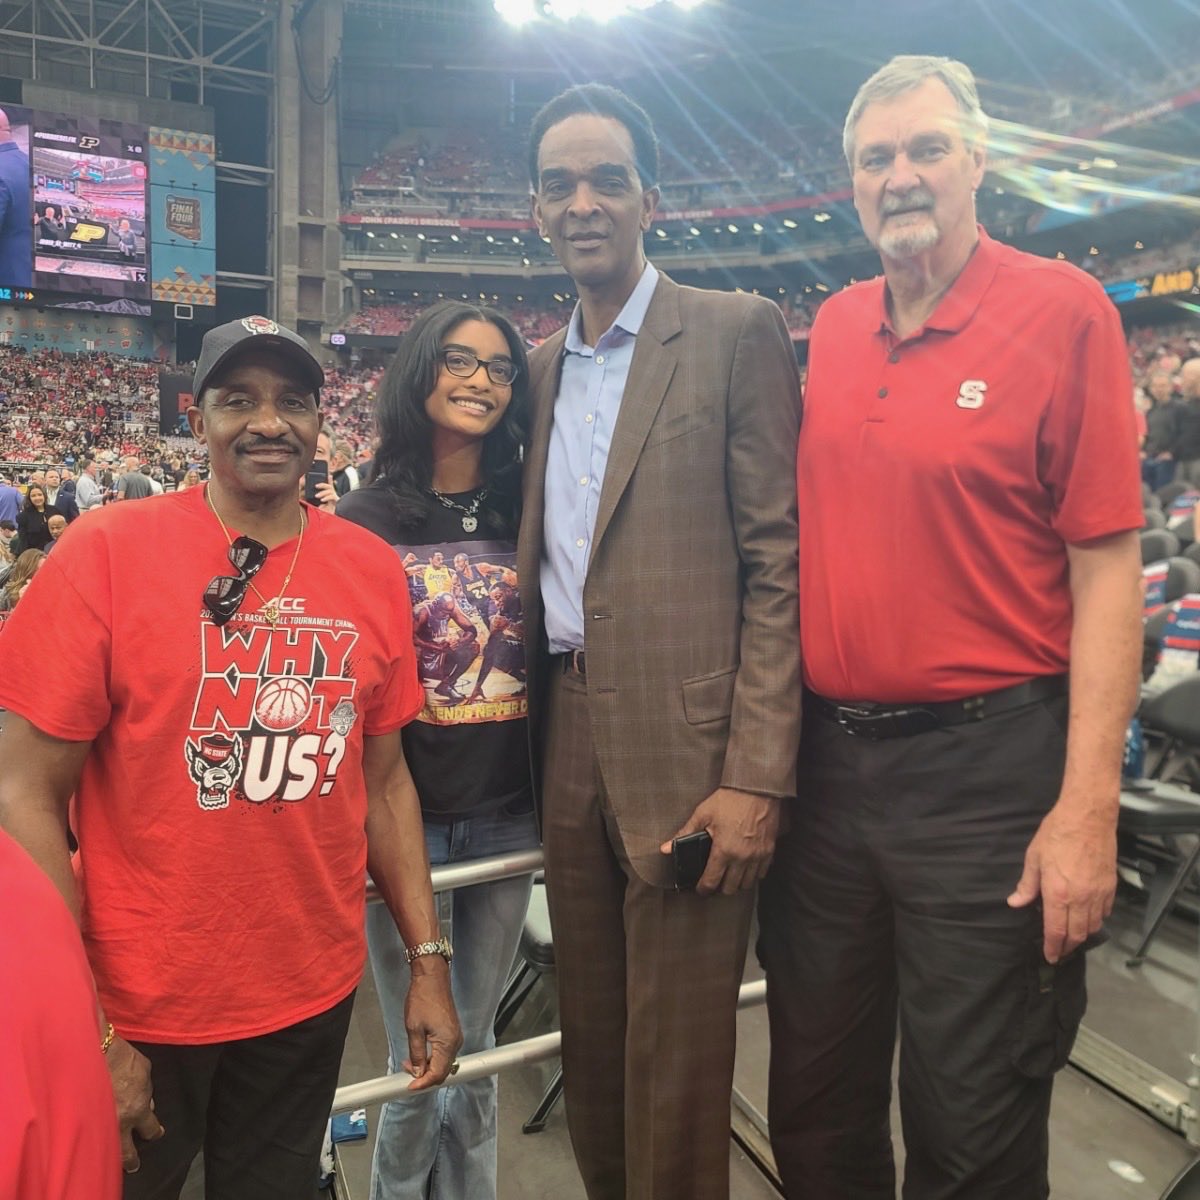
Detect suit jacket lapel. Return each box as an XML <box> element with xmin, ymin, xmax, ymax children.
<box><xmin>589</xmin><ymin>274</ymin><xmax>682</xmax><ymax>565</ymax></box>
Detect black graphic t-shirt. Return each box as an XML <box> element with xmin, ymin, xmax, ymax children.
<box><xmin>337</xmin><ymin>482</ymin><xmax>532</xmax><ymax>822</ymax></box>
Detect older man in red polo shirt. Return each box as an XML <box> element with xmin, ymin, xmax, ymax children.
<box><xmin>760</xmin><ymin>56</ymin><xmax>1144</xmax><ymax>1200</ymax></box>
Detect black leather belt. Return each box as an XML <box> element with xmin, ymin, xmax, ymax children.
<box><xmin>807</xmin><ymin>675</ymin><xmax>1068</xmax><ymax>740</ymax></box>
<box><xmin>557</xmin><ymin>650</ymin><xmax>586</xmax><ymax>678</ymax></box>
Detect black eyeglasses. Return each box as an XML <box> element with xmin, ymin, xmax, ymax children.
<box><xmin>439</xmin><ymin>348</ymin><xmax>519</xmax><ymax>387</ymax></box>
<box><xmin>203</xmin><ymin>535</ymin><xmax>267</xmax><ymax>626</ymax></box>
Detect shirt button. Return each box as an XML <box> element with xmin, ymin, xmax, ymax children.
<box><xmin>595</xmin><ymin>355</ymin><xmax>605</xmax><ymax>365</ymax></box>
<box><xmin>888</xmin><ymin>351</ymin><xmax>900</xmax><ymax>364</ymax></box>
<box><xmin>579</xmin><ymin>476</ymin><xmax>588</xmax><ymax>486</ymax></box>
<box><xmin>575</xmin><ymin>538</ymin><xmax>585</xmax><ymax>548</ymax></box>
<box><xmin>878</xmin><ymin>387</ymin><xmax>888</xmax><ymax>398</ymax></box>
<box><xmin>585</xmin><ymin>413</ymin><xmax>593</xmax><ymax>423</ymax></box>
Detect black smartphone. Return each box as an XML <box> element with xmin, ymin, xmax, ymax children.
<box><xmin>672</xmin><ymin>830</ymin><xmax>713</xmax><ymax>891</ymax></box>
<box><xmin>304</xmin><ymin>461</ymin><xmax>329</xmax><ymax>504</ymax></box>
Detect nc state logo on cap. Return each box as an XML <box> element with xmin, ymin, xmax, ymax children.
<box><xmin>241</xmin><ymin>315</ymin><xmax>280</xmax><ymax>336</ymax></box>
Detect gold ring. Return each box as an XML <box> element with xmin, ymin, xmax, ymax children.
<box><xmin>449</xmin><ymin>1060</ymin><xmax>460</xmax><ymax>1075</ymax></box>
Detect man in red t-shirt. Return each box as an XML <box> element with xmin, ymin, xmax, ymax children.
<box><xmin>1</xmin><ymin>828</ymin><xmax>121</xmax><ymax>1200</ymax></box>
<box><xmin>0</xmin><ymin>317</ymin><xmax>462</xmax><ymax>1200</ymax></box>
<box><xmin>760</xmin><ymin>57</ymin><xmax>1143</xmax><ymax>1199</ymax></box>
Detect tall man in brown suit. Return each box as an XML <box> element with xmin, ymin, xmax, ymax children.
<box><xmin>518</xmin><ymin>84</ymin><xmax>802</xmax><ymax>1200</ymax></box>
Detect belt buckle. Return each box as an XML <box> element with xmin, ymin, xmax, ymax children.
<box><xmin>835</xmin><ymin>705</ymin><xmax>875</xmax><ymax>738</ymax></box>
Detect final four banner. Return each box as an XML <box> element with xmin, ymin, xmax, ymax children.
<box><xmin>148</xmin><ymin>127</ymin><xmax>216</xmax><ymax>306</ymax></box>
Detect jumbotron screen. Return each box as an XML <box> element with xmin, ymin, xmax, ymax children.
<box><xmin>0</xmin><ymin>106</ymin><xmax>215</xmax><ymax>310</ymax></box>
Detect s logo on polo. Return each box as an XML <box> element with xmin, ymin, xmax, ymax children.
<box><xmin>956</xmin><ymin>380</ymin><xmax>987</xmax><ymax>409</ymax></box>
<box><xmin>241</xmin><ymin>315</ymin><xmax>279</xmax><ymax>336</ymax></box>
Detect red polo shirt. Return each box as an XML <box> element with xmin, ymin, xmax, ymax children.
<box><xmin>799</xmin><ymin>228</ymin><xmax>1142</xmax><ymax>702</ymax></box>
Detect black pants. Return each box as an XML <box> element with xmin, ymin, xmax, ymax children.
<box><xmin>759</xmin><ymin>697</ymin><xmax>1086</xmax><ymax>1200</ymax></box>
<box><xmin>123</xmin><ymin>990</ymin><xmax>356</xmax><ymax>1200</ymax></box>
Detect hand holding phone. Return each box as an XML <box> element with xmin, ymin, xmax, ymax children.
<box><xmin>672</xmin><ymin>830</ymin><xmax>713</xmax><ymax>891</ymax></box>
<box><xmin>304</xmin><ymin>461</ymin><xmax>329</xmax><ymax>505</ymax></box>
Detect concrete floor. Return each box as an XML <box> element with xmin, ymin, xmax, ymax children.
<box><xmin>330</xmin><ymin>886</ymin><xmax>1200</xmax><ymax>1200</ymax></box>
<box><xmin>164</xmin><ymin>864</ymin><xmax>1200</xmax><ymax>1199</ymax></box>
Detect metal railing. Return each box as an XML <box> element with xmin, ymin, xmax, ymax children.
<box><xmin>336</xmin><ymin>850</ymin><xmax>769</xmax><ymax>1115</ymax></box>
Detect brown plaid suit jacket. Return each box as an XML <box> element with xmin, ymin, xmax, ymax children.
<box><xmin>518</xmin><ymin>271</ymin><xmax>803</xmax><ymax>887</ymax></box>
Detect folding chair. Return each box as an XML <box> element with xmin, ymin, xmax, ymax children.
<box><xmin>493</xmin><ymin>879</ymin><xmax>563</xmax><ymax>1133</ymax></box>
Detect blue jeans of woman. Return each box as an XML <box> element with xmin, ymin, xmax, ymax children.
<box><xmin>366</xmin><ymin>804</ymin><xmax>539</xmax><ymax>1200</ymax></box>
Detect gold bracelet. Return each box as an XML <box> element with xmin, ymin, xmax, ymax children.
<box><xmin>100</xmin><ymin>1022</ymin><xmax>116</xmax><ymax>1054</ymax></box>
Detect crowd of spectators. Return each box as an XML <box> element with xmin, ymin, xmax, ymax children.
<box><xmin>346</xmin><ymin>28</ymin><xmax>1200</xmax><ymax>225</ymax></box>
<box><xmin>0</xmin><ymin>347</ymin><xmax>168</xmax><ymax>467</ymax></box>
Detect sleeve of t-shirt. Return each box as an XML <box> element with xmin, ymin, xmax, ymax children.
<box><xmin>1039</xmin><ymin>293</ymin><xmax>1144</xmax><ymax>545</ymax></box>
<box><xmin>0</xmin><ymin>532</ymin><xmax>114</xmax><ymax>740</ymax></box>
<box><xmin>361</xmin><ymin>551</ymin><xmax>423</xmax><ymax>737</ymax></box>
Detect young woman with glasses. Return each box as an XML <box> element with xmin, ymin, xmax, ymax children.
<box><xmin>337</xmin><ymin>300</ymin><xmax>535</xmax><ymax>1200</ymax></box>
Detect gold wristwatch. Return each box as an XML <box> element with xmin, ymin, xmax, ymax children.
<box><xmin>405</xmin><ymin>936</ymin><xmax>453</xmax><ymax>965</ymax></box>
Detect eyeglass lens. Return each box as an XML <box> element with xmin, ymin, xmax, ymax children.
<box><xmin>442</xmin><ymin>349</ymin><xmax>517</xmax><ymax>386</ymax></box>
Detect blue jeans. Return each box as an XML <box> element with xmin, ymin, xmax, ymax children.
<box><xmin>366</xmin><ymin>804</ymin><xmax>540</xmax><ymax>1200</ymax></box>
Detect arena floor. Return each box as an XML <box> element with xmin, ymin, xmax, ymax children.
<box><xmin>321</xmin><ymin>898</ymin><xmax>1200</xmax><ymax>1200</ymax></box>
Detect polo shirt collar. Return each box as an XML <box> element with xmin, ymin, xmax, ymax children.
<box><xmin>564</xmin><ymin>261</ymin><xmax>659</xmax><ymax>354</ymax></box>
<box><xmin>875</xmin><ymin>224</ymin><xmax>1000</xmax><ymax>338</ymax></box>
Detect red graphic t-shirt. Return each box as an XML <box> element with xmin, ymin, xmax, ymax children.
<box><xmin>0</xmin><ymin>486</ymin><xmax>422</xmax><ymax>1043</ymax></box>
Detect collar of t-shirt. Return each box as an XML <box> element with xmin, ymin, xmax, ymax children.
<box><xmin>874</xmin><ymin>225</ymin><xmax>1000</xmax><ymax>343</ymax></box>
<box><xmin>541</xmin><ymin>262</ymin><xmax>659</xmax><ymax>655</ymax></box>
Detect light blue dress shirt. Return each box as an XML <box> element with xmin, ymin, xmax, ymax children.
<box><xmin>542</xmin><ymin>262</ymin><xmax>659</xmax><ymax>654</ymax></box>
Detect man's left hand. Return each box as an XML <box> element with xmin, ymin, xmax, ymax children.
<box><xmin>403</xmin><ymin>964</ymin><xmax>463</xmax><ymax>1091</ymax></box>
<box><xmin>660</xmin><ymin>788</ymin><xmax>781</xmax><ymax>897</ymax></box>
<box><xmin>1007</xmin><ymin>800</ymin><xmax>1117</xmax><ymax>963</ymax></box>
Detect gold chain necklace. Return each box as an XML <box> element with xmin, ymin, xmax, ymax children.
<box><xmin>205</xmin><ymin>485</ymin><xmax>306</xmax><ymax>629</ymax></box>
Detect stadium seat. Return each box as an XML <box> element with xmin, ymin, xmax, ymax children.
<box><xmin>1158</xmin><ymin>481</ymin><xmax>1193</xmax><ymax>507</ymax></box>
<box><xmin>1144</xmin><ymin>507</ymin><xmax>1167</xmax><ymax>529</ymax></box>
<box><xmin>1140</xmin><ymin>528</ymin><xmax>1181</xmax><ymax>564</ymax></box>
<box><xmin>1144</xmin><ymin>559</ymin><xmax>1200</xmax><ymax>621</ymax></box>
<box><xmin>1119</xmin><ymin>779</ymin><xmax>1200</xmax><ymax>967</ymax></box>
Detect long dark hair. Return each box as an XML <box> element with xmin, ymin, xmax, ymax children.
<box><xmin>373</xmin><ymin>300</ymin><xmax>529</xmax><ymax>536</ymax></box>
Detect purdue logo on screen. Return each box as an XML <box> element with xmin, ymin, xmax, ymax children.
<box><xmin>165</xmin><ymin>195</ymin><xmax>202</xmax><ymax>242</ymax></box>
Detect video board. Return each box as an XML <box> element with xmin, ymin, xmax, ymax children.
<box><xmin>0</xmin><ymin>105</ymin><xmax>215</xmax><ymax>310</ymax></box>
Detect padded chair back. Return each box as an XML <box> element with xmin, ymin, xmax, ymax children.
<box><xmin>1158</xmin><ymin>480</ymin><xmax>1193</xmax><ymax>507</ymax></box>
<box><xmin>1141</xmin><ymin>528</ymin><xmax>1181</xmax><ymax>565</ymax></box>
<box><xmin>1142</xmin><ymin>673</ymin><xmax>1200</xmax><ymax>745</ymax></box>
<box><xmin>1144</xmin><ymin>507</ymin><xmax>1167</xmax><ymax>529</ymax></box>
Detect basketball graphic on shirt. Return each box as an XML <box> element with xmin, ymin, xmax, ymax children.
<box><xmin>255</xmin><ymin>677</ymin><xmax>313</xmax><ymax>731</ymax></box>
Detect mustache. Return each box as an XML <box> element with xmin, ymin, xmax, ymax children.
<box><xmin>881</xmin><ymin>189</ymin><xmax>935</xmax><ymax>214</ymax></box>
<box><xmin>237</xmin><ymin>438</ymin><xmax>298</xmax><ymax>453</ymax></box>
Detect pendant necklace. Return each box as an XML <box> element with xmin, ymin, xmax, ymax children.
<box><xmin>429</xmin><ymin>486</ymin><xmax>488</xmax><ymax>533</ymax></box>
<box><xmin>207</xmin><ymin>486</ymin><xmax>306</xmax><ymax>629</ymax></box>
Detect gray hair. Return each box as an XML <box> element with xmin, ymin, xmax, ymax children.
<box><xmin>843</xmin><ymin>55</ymin><xmax>989</xmax><ymax>169</ymax></box>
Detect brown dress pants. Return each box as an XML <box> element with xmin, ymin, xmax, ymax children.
<box><xmin>542</xmin><ymin>661</ymin><xmax>755</xmax><ymax>1200</ymax></box>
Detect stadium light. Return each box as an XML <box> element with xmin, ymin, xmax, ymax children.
<box><xmin>782</xmin><ymin>218</ymin><xmax>797</xmax><ymax>229</ymax></box>
<box><xmin>495</xmin><ymin>0</ymin><xmax>539</xmax><ymax>23</ymax></box>
<box><xmin>655</xmin><ymin>227</ymin><xmax>668</xmax><ymax>237</ymax></box>
<box><xmin>688</xmin><ymin>225</ymin><xmax>701</xmax><ymax>236</ymax></box>
<box><xmin>497</xmin><ymin>0</ymin><xmax>706</xmax><ymax>25</ymax></box>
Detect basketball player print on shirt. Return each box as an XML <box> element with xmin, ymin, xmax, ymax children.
<box><xmin>183</xmin><ymin>607</ymin><xmax>361</xmax><ymax>811</ymax></box>
<box><xmin>400</xmin><ymin>539</ymin><xmax>526</xmax><ymax>727</ymax></box>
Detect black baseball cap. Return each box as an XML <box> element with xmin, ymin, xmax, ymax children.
<box><xmin>192</xmin><ymin>315</ymin><xmax>324</xmax><ymax>403</ymax></box>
